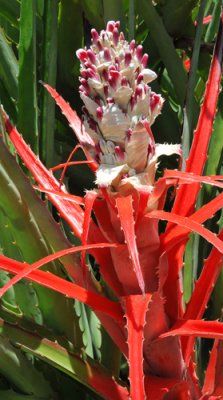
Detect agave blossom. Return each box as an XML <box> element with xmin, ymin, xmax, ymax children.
<box><xmin>75</xmin><ymin>20</ymin><xmax>191</xmax><ymax>392</ymax></box>
<box><xmin>76</xmin><ymin>21</ymin><xmax>180</xmax><ymax>196</ymax></box>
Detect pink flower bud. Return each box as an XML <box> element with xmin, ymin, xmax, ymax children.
<box><xmin>80</xmin><ymin>78</ymin><xmax>89</xmax><ymax>91</ymax></box>
<box><xmin>109</xmin><ymin>70</ymin><xmax>120</xmax><ymax>89</ymax></box>
<box><xmin>129</xmin><ymin>40</ymin><xmax>135</xmax><ymax>51</ymax></box>
<box><xmin>150</xmin><ymin>93</ymin><xmax>161</xmax><ymax>112</ymax></box>
<box><xmin>141</xmin><ymin>53</ymin><xmax>149</xmax><ymax>68</ymax></box>
<box><xmin>91</xmin><ymin>29</ymin><xmax>99</xmax><ymax>43</ymax></box>
<box><xmin>79</xmin><ymin>85</ymin><xmax>86</xmax><ymax>93</ymax></box>
<box><xmin>84</xmin><ymin>61</ymin><xmax>96</xmax><ymax>71</ymax></box>
<box><xmin>104</xmin><ymin>48</ymin><xmax>111</xmax><ymax>61</ymax></box>
<box><xmin>113</xmin><ymin>27</ymin><xmax>119</xmax><ymax>46</ymax></box>
<box><xmin>107</xmin><ymin>97</ymin><xmax>114</xmax><ymax>104</ymax></box>
<box><xmin>110</xmin><ymin>70</ymin><xmax>120</xmax><ymax>80</ymax></box>
<box><xmin>136</xmin><ymin>45</ymin><xmax>143</xmax><ymax>62</ymax></box>
<box><xmin>137</xmin><ymin>73</ymin><xmax>144</xmax><ymax>84</ymax></box>
<box><xmin>135</xmin><ymin>85</ymin><xmax>143</xmax><ymax>99</ymax></box>
<box><xmin>87</xmin><ymin>49</ymin><xmax>96</xmax><ymax>64</ymax></box>
<box><xmin>106</xmin><ymin>21</ymin><xmax>116</xmax><ymax>32</ymax></box>
<box><xmin>80</xmin><ymin>70</ymin><xmax>88</xmax><ymax>79</ymax></box>
<box><xmin>86</xmin><ymin>68</ymin><xmax>96</xmax><ymax>79</ymax></box>
<box><xmin>76</xmin><ymin>49</ymin><xmax>88</xmax><ymax>62</ymax></box>
<box><xmin>124</xmin><ymin>51</ymin><xmax>132</xmax><ymax>67</ymax></box>
<box><xmin>96</xmin><ymin>107</ymin><xmax>103</xmax><ymax>121</ymax></box>
<box><xmin>80</xmin><ymin>89</ymin><xmax>88</xmax><ymax>97</ymax></box>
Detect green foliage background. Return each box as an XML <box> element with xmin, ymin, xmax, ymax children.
<box><xmin>0</xmin><ymin>0</ymin><xmax>222</xmax><ymax>398</ymax></box>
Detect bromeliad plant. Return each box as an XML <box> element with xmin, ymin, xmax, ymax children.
<box><xmin>1</xmin><ymin>12</ymin><xmax>223</xmax><ymax>400</ymax></box>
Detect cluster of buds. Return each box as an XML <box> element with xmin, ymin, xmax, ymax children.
<box><xmin>77</xmin><ymin>21</ymin><xmax>180</xmax><ymax>194</ymax></box>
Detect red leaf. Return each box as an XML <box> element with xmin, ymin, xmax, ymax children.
<box><xmin>0</xmin><ymin>254</ymin><xmax>123</xmax><ymax>321</ymax></box>
<box><xmin>145</xmin><ymin>375</ymin><xmax>188</xmax><ymax>399</ymax></box>
<box><xmin>160</xmin><ymin>319</ymin><xmax>223</xmax><ymax>340</ymax></box>
<box><xmin>163</xmin><ymin>170</ymin><xmax>223</xmax><ymax>189</ymax></box>
<box><xmin>4</xmin><ymin>114</ymin><xmax>113</xmax><ymax>288</ymax></box>
<box><xmin>116</xmin><ymin>195</ymin><xmax>145</xmax><ymax>294</ymax></box>
<box><xmin>162</xmin><ymin>11</ymin><xmax>223</xmax><ymax>320</ymax></box>
<box><xmin>162</xmin><ymin>192</ymin><xmax>223</xmax><ymax>250</ymax></box>
<box><xmin>50</xmin><ymin>160</ymin><xmax>95</xmax><ymax>172</ymax></box>
<box><xmin>4</xmin><ymin>114</ymin><xmax>84</xmax><ymax>237</ymax></box>
<box><xmin>33</xmin><ymin>185</ymin><xmax>84</xmax><ymax>205</ymax></box>
<box><xmin>43</xmin><ymin>83</ymin><xmax>94</xmax><ymax>147</ymax></box>
<box><xmin>122</xmin><ymin>294</ymin><xmax>152</xmax><ymax>400</ymax></box>
<box><xmin>170</xmin><ymin>11</ymin><xmax>223</xmax><ymax>218</ymax></box>
<box><xmin>0</xmin><ymin>243</ymin><xmax>119</xmax><ymax>298</ymax></box>
<box><xmin>182</xmin><ymin>229</ymin><xmax>223</xmax><ymax>364</ymax></box>
<box><xmin>147</xmin><ymin>210</ymin><xmax>223</xmax><ymax>255</ymax></box>
<box><xmin>203</xmin><ymin>339</ymin><xmax>223</xmax><ymax>397</ymax></box>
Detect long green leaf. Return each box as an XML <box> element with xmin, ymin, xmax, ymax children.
<box><xmin>18</xmin><ymin>0</ymin><xmax>38</xmax><ymax>151</ymax></box>
<box><xmin>102</xmin><ymin>0</ymin><xmax>125</xmax><ymax>30</ymax></box>
<box><xmin>136</xmin><ymin>0</ymin><xmax>187</xmax><ymax>106</ymax></box>
<box><xmin>0</xmin><ymin>336</ymin><xmax>54</xmax><ymax>397</ymax></box>
<box><xmin>161</xmin><ymin>0</ymin><xmax>199</xmax><ymax>36</ymax></box>
<box><xmin>0</xmin><ymin>0</ymin><xmax>20</xmax><ymax>28</ymax></box>
<box><xmin>0</xmin><ymin>29</ymin><xmax>18</xmax><ymax>102</ymax></box>
<box><xmin>0</xmin><ymin>319</ymin><xmax>129</xmax><ymax>400</ymax></box>
<box><xmin>39</xmin><ymin>0</ymin><xmax>58</xmax><ymax>167</ymax></box>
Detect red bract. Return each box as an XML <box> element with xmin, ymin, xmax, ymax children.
<box><xmin>1</xmin><ymin>15</ymin><xmax>223</xmax><ymax>400</ymax></box>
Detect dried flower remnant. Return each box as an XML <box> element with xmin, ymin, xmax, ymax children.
<box><xmin>77</xmin><ymin>21</ymin><xmax>180</xmax><ymax>194</ymax></box>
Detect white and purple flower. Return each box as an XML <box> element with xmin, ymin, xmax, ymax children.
<box><xmin>77</xmin><ymin>21</ymin><xmax>180</xmax><ymax>193</ymax></box>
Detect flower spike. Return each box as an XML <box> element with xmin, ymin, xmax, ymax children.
<box><xmin>76</xmin><ymin>22</ymin><xmax>180</xmax><ymax>194</ymax></box>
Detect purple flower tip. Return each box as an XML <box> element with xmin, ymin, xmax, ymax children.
<box><xmin>96</xmin><ymin>107</ymin><xmax>103</xmax><ymax>121</ymax></box>
<box><xmin>136</xmin><ymin>45</ymin><xmax>143</xmax><ymax>62</ymax></box>
<box><xmin>91</xmin><ymin>29</ymin><xmax>99</xmax><ymax>43</ymax></box>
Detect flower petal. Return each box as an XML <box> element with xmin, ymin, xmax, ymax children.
<box><xmin>125</xmin><ymin>124</ymin><xmax>150</xmax><ymax>172</ymax></box>
<box><xmin>99</xmin><ymin>104</ymin><xmax>130</xmax><ymax>145</ymax></box>
<box><xmin>96</xmin><ymin>163</ymin><xmax>129</xmax><ymax>188</ymax></box>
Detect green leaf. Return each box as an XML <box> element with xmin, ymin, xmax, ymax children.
<box><xmin>58</xmin><ymin>0</ymin><xmax>83</xmax><ymax>89</ymax></box>
<box><xmin>0</xmin><ymin>336</ymin><xmax>54</xmax><ymax>397</ymax></box>
<box><xmin>161</xmin><ymin>0</ymin><xmax>199</xmax><ymax>37</ymax></box>
<box><xmin>102</xmin><ymin>0</ymin><xmax>125</xmax><ymax>31</ymax></box>
<box><xmin>204</xmin><ymin>90</ymin><xmax>223</xmax><ymax>182</ymax></box>
<box><xmin>136</xmin><ymin>0</ymin><xmax>187</xmax><ymax>106</ymax></box>
<box><xmin>18</xmin><ymin>0</ymin><xmax>38</xmax><ymax>151</ymax></box>
<box><xmin>0</xmin><ymin>391</ymin><xmax>49</xmax><ymax>400</ymax></box>
<box><xmin>81</xmin><ymin>0</ymin><xmax>104</xmax><ymax>30</ymax></box>
<box><xmin>205</xmin><ymin>0</ymin><xmax>222</xmax><ymax>43</ymax></box>
<box><xmin>128</xmin><ymin>0</ymin><xmax>135</xmax><ymax>40</ymax></box>
<box><xmin>0</xmin><ymin>0</ymin><xmax>20</xmax><ymax>28</ymax></box>
<box><xmin>0</xmin><ymin>29</ymin><xmax>18</xmax><ymax>102</ymax></box>
<box><xmin>39</xmin><ymin>0</ymin><xmax>58</xmax><ymax>167</ymax></box>
<box><xmin>0</xmin><ymin>319</ymin><xmax>128</xmax><ymax>400</ymax></box>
